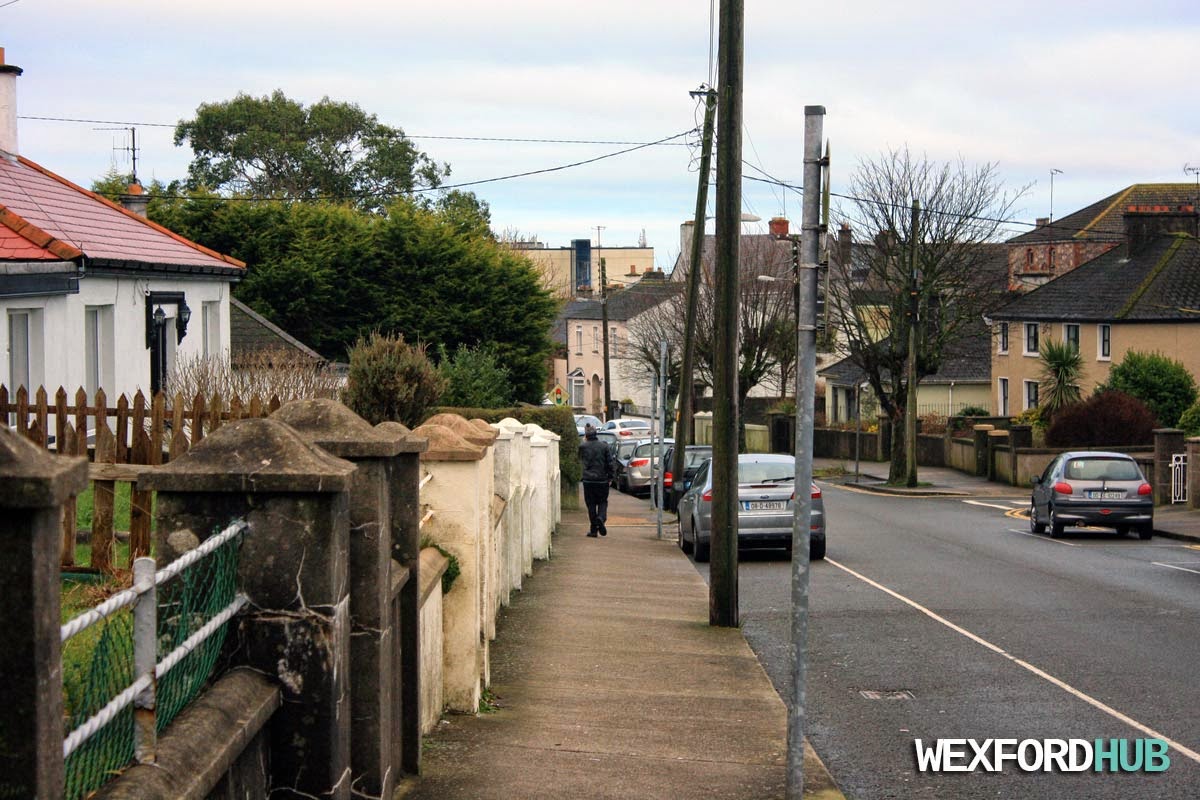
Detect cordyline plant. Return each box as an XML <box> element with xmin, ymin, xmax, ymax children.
<box><xmin>1037</xmin><ymin>339</ymin><xmax>1083</xmax><ymax>423</ymax></box>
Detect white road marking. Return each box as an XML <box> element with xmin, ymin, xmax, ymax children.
<box><xmin>963</xmin><ymin>500</ymin><xmax>1017</xmax><ymax>511</ymax></box>
<box><xmin>1006</xmin><ymin>528</ymin><xmax>1079</xmax><ymax>546</ymax></box>
<box><xmin>825</xmin><ymin>557</ymin><xmax>1200</xmax><ymax>765</ymax></box>
<box><xmin>1152</xmin><ymin>562</ymin><xmax>1200</xmax><ymax>576</ymax></box>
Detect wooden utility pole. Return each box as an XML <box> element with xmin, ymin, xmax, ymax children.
<box><xmin>905</xmin><ymin>200</ymin><xmax>921</xmax><ymax>487</ymax></box>
<box><xmin>710</xmin><ymin>0</ymin><xmax>743</xmax><ymax>628</ymax></box>
<box><xmin>672</xmin><ymin>86</ymin><xmax>717</xmax><ymax>511</ymax></box>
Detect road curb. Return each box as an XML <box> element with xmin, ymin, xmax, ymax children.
<box><xmin>830</xmin><ymin>479</ymin><xmax>970</xmax><ymax>497</ymax></box>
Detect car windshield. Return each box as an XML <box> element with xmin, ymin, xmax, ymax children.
<box><xmin>617</xmin><ymin>441</ymin><xmax>641</xmax><ymax>458</ymax></box>
<box><xmin>635</xmin><ymin>442</ymin><xmax>670</xmax><ymax>457</ymax></box>
<box><xmin>1064</xmin><ymin>457</ymin><xmax>1141</xmax><ymax>482</ymax></box>
<box><xmin>738</xmin><ymin>461</ymin><xmax>794</xmax><ymax>484</ymax></box>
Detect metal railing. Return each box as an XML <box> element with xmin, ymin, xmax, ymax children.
<box><xmin>1171</xmin><ymin>453</ymin><xmax>1188</xmax><ymax>504</ymax></box>
<box><xmin>60</xmin><ymin>520</ymin><xmax>248</xmax><ymax>799</ymax></box>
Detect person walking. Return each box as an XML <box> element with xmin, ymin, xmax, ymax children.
<box><xmin>579</xmin><ymin>423</ymin><xmax>615</xmax><ymax>537</ymax></box>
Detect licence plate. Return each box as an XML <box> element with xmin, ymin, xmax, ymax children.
<box><xmin>1087</xmin><ymin>490</ymin><xmax>1125</xmax><ymax>500</ymax></box>
<box><xmin>743</xmin><ymin>501</ymin><xmax>786</xmax><ymax>511</ymax></box>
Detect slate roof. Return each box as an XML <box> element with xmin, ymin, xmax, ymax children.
<box><xmin>989</xmin><ymin>234</ymin><xmax>1200</xmax><ymax>323</ymax></box>
<box><xmin>820</xmin><ymin>326</ymin><xmax>992</xmax><ymax>386</ymax></box>
<box><xmin>560</xmin><ymin>279</ymin><xmax>681</xmax><ymax>323</ymax></box>
<box><xmin>1007</xmin><ymin>183</ymin><xmax>1199</xmax><ymax>245</ymax></box>
<box><xmin>229</xmin><ymin>297</ymin><xmax>323</xmax><ymax>361</ymax></box>
<box><xmin>0</xmin><ymin>155</ymin><xmax>244</xmax><ymax>273</ymax></box>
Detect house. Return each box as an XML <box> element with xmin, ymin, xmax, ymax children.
<box><xmin>989</xmin><ymin>205</ymin><xmax>1200</xmax><ymax>416</ymax></box>
<box><xmin>551</xmin><ymin>275</ymin><xmax>679</xmax><ymax>414</ymax></box>
<box><xmin>230</xmin><ymin>297</ymin><xmax>323</xmax><ymax>364</ymax></box>
<box><xmin>1006</xmin><ymin>183</ymin><xmax>1200</xmax><ymax>292</ymax></box>
<box><xmin>511</xmin><ymin>236</ymin><xmax>655</xmax><ymax>299</ymax></box>
<box><xmin>0</xmin><ymin>50</ymin><xmax>244</xmax><ymax>399</ymax></box>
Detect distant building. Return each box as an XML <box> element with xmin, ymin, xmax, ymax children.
<box><xmin>511</xmin><ymin>237</ymin><xmax>654</xmax><ymax>299</ymax></box>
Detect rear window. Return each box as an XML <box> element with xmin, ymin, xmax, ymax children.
<box><xmin>1064</xmin><ymin>457</ymin><xmax>1141</xmax><ymax>482</ymax></box>
<box><xmin>623</xmin><ymin>421</ymin><xmax>650</xmax><ymax>429</ymax></box>
<box><xmin>738</xmin><ymin>461</ymin><xmax>794</xmax><ymax>484</ymax></box>
<box><xmin>685</xmin><ymin>450</ymin><xmax>712</xmax><ymax>468</ymax></box>
<box><xmin>617</xmin><ymin>441</ymin><xmax>641</xmax><ymax>457</ymax></box>
<box><xmin>635</xmin><ymin>442</ymin><xmax>670</xmax><ymax>457</ymax></box>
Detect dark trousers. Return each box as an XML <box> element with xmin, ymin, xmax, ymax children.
<box><xmin>583</xmin><ymin>481</ymin><xmax>610</xmax><ymax>534</ymax></box>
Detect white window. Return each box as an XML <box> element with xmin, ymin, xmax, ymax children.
<box><xmin>592</xmin><ymin>325</ymin><xmax>599</xmax><ymax>352</ymax></box>
<box><xmin>202</xmin><ymin>301</ymin><xmax>221</xmax><ymax>358</ymax></box>
<box><xmin>1098</xmin><ymin>324</ymin><xmax>1111</xmax><ymax>360</ymax></box>
<box><xmin>1023</xmin><ymin>322</ymin><xmax>1039</xmax><ymax>356</ymax></box>
<box><xmin>610</xmin><ymin>326</ymin><xmax>618</xmax><ymax>357</ymax></box>
<box><xmin>1023</xmin><ymin>379</ymin><xmax>1039</xmax><ymax>411</ymax></box>
<box><xmin>998</xmin><ymin>377</ymin><xmax>1009</xmax><ymax>416</ymax></box>
<box><xmin>84</xmin><ymin>305</ymin><xmax>114</xmax><ymax>395</ymax></box>
<box><xmin>7</xmin><ymin>309</ymin><xmax>42</xmax><ymax>392</ymax></box>
<box><xmin>569</xmin><ymin>376</ymin><xmax>585</xmax><ymax>407</ymax></box>
<box><xmin>998</xmin><ymin>322</ymin><xmax>1009</xmax><ymax>355</ymax></box>
<box><xmin>575</xmin><ymin>325</ymin><xmax>583</xmax><ymax>355</ymax></box>
<box><xmin>1063</xmin><ymin>323</ymin><xmax>1079</xmax><ymax>352</ymax></box>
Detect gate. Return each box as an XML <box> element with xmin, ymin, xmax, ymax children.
<box><xmin>1171</xmin><ymin>452</ymin><xmax>1187</xmax><ymax>504</ymax></box>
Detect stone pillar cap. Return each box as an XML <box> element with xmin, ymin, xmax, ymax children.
<box><xmin>272</xmin><ymin>398</ymin><xmax>404</xmax><ymax>458</ymax></box>
<box><xmin>987</xmin><ymin>429</ymin><xmax>1009</xmax><ymax>437</ymax></box>
<box><xmin>140</xmin><ymin>418</ymin><xmax>355</xmax><ymax>493</ymax></box>
<box><xmin>0</xmin><ymin>426</ymin><xmax>88</xmax><ymax>508</ymax></box>
<box><xmin>1153</xmin><ymin>428</ymin><xmax>1185</xmax><ymax>434</ymax></box>
<box><xmin>376</xmin><ymin>420</ymin><xmax>429</xmax><ymax>453</ymax></box>
<box><xmin>413</xmin><ymin>423</ymin><xmax>486</xmax><ymax>462</ymax></box>
<box><xmin>493</xmin><ymin>428</ymin><xmax>515</xmax><ymax>441</ymax></box>
<box><xmin>496</xmin><ymin>417</ymin><xmax>526</xmax><ymax>432</ymax></box>
<box><xmin>424</xmin><ymin>413</ymin><xmax>497</xmax><ymax>447</ymax></box>
<box><xmin>973</xmin><ymin>424</ymin><xmax>996</xmax><ymax>432</ymax></box>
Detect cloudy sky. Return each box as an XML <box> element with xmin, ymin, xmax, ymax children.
<box><xmin>5</xmin><ymin>1</ymin><xmax>1199</xmax><ymax>269</ymax></box>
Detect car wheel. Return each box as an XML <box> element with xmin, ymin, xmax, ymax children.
<box><xmin>618</xmin><ymin>475</ymin><xmax>628</xmax><ymax>493</ymax></box>
<box><xmin>1029</xmin><ymin>502</ymin><xmax>1046</xmax><ymax>534</ymax></box>
<box><xmin>693</xmin><ymin>520</ymin><xmax>710</xmax><ymax>563</ymax></box>
<box><xmin>1138</xmin><ymin>524</ymin><xmax>1154</xmax><ymax>540</ymax></box>
<box><xmin>678</xmin><ymin>517</ymin><xmax>693</xmax><ymax>553</ymax></box>
<box><xmin>1049</xmin><ymin>506</ymin><xmax>1064</xmax><ymax>538</ymax></box>
<box><xmin>810</xmin><ymin>536</ymin><xmax>826</xmax><ymax>561</ymax></box>
<box><xmin>1115</xmin><ymin>524</ymin><xmax>1130</xmax><ymax>537</ymax></box>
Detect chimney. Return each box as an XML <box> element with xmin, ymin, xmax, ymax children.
<box><xmin>1035</xmin><ymin>217</ymin><xmax>1049</xmax><ymax>228</ymax></box>
<box><xmin>1123</xmin><ymin>204</ymin><xmax>1200</xmax><ymax>255</ymax></box>
<box><xmin>0</xmin><ymin>47</ymin><xmax>23</xmax><ymax>157</ymax></box>
<box><xmin>838</xmin><ymin>222</ymin><xmax>853</xmax><ymax>269</ymax></box>
<box><xmin>679</xmin><ymin>220</ymin><xmax>695</xmax><ymax>267</ymax></box>
<box><xmin>120</xmin><ymin>180</ymin><xmax>149</xmax><ymax>218</ymax></box>
<box><xmin>768</xmin><ymin>216</ymin><xmax>790</xmax><ymax>237</ymax></box>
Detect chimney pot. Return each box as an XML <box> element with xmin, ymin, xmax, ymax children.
<box><xmin>769</xmin><ymin>217</ymin><xmax>790</xmax><ymax>237</ymax></box>
<box><xmin>1036</xmin><ymin>217</ymin><xmax>1049</xmax><ymax>227</ymax></box>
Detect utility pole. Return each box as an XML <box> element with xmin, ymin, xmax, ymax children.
<box><xmin>656</xmin><ymin>339</ymin><xmax>668</xmax><ymax>539</ymax></box>
<box><xmin>710</xmin><ymin>0</ymin><xmax>743</xmax><ymax>628</ymax></box>
<box><xmin>600</xmin><ymin>256</ymin><xmax>613</xmax><ymax>420</ymax></box>
<box><xmin>786</xmin><ymin>104</ymin><xmax>824</xmax><ymax>800</ymax></box>
<box><xmin>905</xmin><ymin>200</ymin><xmax>921</xmax><ymax>488</ymax></box>
<box><xmin>673</xmin><ymin>85</ymin><xmax>717</xmax><ymax>512</ymax></box>
<box><xmin>1049</xmin><ymin>169</ymin><xmax>1063</xmax><ymax>222</ymax></box>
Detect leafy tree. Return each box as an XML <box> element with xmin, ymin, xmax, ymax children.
<box><xmin>1037</xmin><ymin>339</ymin><xmax>1083</xmax><ymax>422</ymax></box>
<box><xmin>343</xmin><ymin>332</ymin><xmax>446</xmax><ymax>426</ymax></box>
<box><xmin>1103</xmin><ymin>350</ymin><xmax>1197</xmax><ymax>427</ymax></box>
<box><xmin>830</xmin><ymin>147</ymin><xmax>1023</xmax><ymax>484</ymax></box>
<box><xmin>174</xmin><ymin>90</ymin><xmax>447</xmax><ymax>209</ymax></box>
<box><xmin>438</xmin><ymin>344</ymin><xmax>513</xmax><ymax>408</ymax></box>
<box><xmin>1179</xmin><ymin>401</ymin><xmax>1200</xmax><ymax>436</ymax></box>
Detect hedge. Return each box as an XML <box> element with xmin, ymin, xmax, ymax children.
<box><xmin>425</xmin><ymin>405</ymin><xmax>581</xmax><ymax>486</ymax></box>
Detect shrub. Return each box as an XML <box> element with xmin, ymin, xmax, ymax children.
<box><xmin>957</xmin><ymin>405</ymin><xmax>990</xmax><ymax>417</ymax></box>
<box><xmin>343</xmin><ymin>333</ymin><xmax>446</xmax><ymax>426</ymax></box>
<box><xmin>437</xmin><ymin>344</ymin><xmax>513</xmax><ymax>408</ymax></box>
<box><xmin>166</xmin><ymin>348</ymin><xmax>343</xmax><ymax>403</ymax></box>
<box><xmin>1044</xmin><ymin>391</ymin><xmax>1156</xmax><ymax>448</ymax></box>
<box><xmin>428</xmin><ymin>404</ymin><xmax>580</xmax><ymax>486</ymax></box>
<box><xmin>1012</xmin><ymin>406</ymin><xmax>1045</xmax><ymax>430</ymax></box>
<box><xmin>1179</xmin><ymin>402</ymin><xmax>1200</xmax><ymax>436</ymax></box>
<box><xmin>919</xmin><ymin>412</ymin><xmax>948</xmax><ymax>435</ymax></box>
<box><xmin>1104</xmin><ymin>350</ymin><xmax>1197</xmax><ymax>427</ymax></box>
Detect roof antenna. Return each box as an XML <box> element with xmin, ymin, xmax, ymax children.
<box><xmin>1185</xmin><ymin>163</ymin><xmax>1200</xmax><ymax>203</ymax></box>
<box><xmin>96</xmin><ymin>126</ymin><xmax>139</xmax><ymax>183</ymax></box>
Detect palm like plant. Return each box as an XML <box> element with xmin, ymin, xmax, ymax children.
<box><xmin>1038</xmin><ymin>339</ymin><xmax>1083</xmax><ymax>420</ymax></box>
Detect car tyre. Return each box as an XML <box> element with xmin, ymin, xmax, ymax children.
<box><xmin>1138</xmin><ymin>523</ymin><xmax>1154</xmax><ymax>540</ymax></box>
<box><xmin>1049</xmin><ymin>506</ymin><xmax>1064</xmax><ymax>538</ymax></box>
<box><xmin>1115</xmin><ymin>524</ymin><xmax>1130</xmax><ymax>537</ymax></box>
<box><xmin>810</xmin><ymin>537</ymin><xmax>826</xmax><ymax>561</ymax></box>
<box><xmin>693</xmin><ymin>521</ymin><xmax>710</xmax><ymax>563</ymax></box>
<box><xmin>1029</xmin><ymin>502</ymin><xmax>1046</xmax><ymax>534</ymax></box>
<box><xmin>678</xmin><ymin>518</ymin><xmax>693</xmax><ymax>553</ymax></box>
<box><xmin>618</xmin><ymin>474</ymin><xmax>628</xmax><ymax>494</ymax></box>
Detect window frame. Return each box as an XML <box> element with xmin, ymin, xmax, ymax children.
<box><xmin>575</xmin><ymin>325</ymin><xmax>583</xmax><ymax>355</ymax></box>
<box><xmin>1023</xmin><ymin>322</ymin><xmax>1040</xmax><ymax>357</ymax></box>
<box><xmin>998</xmin><ymin>322</ymin><xmax>1009</xmax><ymax>355</ymax></box>
<box><xmin>1097</xmin><ymin>323</ymin><xmax>1111</xmax><ymax>361</ymax></box>
<box><xmin>1063</xmin><ymin>323</ymin><xmax>1080</xmax><ymax>353</ymax></box>
<box><xmin>997</xmin><ymin>377</ymin><xmax>1009</xmax><ymax>417</ymax></box>
<box><xmin>1023</xmin><ymin>379</ymin><xmax>1039</xmax><ymax>411</ymax></box>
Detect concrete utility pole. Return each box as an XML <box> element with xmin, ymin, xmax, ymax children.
<box><xmin>673</xmin><ymin>86</ymin><xmax>718</xmax><ymax>513</ymax></box>
<box><xmin>786</xmin><ymin>104</ymin><xmax>824</xmax><ymax>800</ymax></box>
<box><xmin>905</xmin><ymin>200</ymin><xmax>921</xmax><ymax>488</ymax></box>
<box><xmin>600</xmin><ymin>256</ymin><xmax>613</xmax><ymax>419</ymax></box>
<box><xmin>656</xmin><ymin>339</ymin><xmax>668</xmax><ymax>539</ymax></box>
<box><xmin>710</xmin><ymin>0</ymin><xmax>743</xmax><ymax>628</ymax></box>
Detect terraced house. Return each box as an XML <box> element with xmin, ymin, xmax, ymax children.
<box><xmin>988</xmin><ymin>203</ymin><xmax>1200</xmax><ymax>415</ymax></box>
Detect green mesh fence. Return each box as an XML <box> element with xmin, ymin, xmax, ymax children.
<box><xmin>62</xmin><ymin>525</ymin><xmax>243</xmax><ymax>800</ymax></box>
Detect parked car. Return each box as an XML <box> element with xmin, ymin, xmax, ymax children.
<box><xmin>677</xmin><ymin>453</ymin><xmax>826</xmax><ymax>562</ymax></box>
<box><xmin>1030</xmin><ymin>451</ymin><xmax>1153</xmax><ymax>539</ymax></box>
<box><xmin>574</xmin><ymin>414</ymin><xmax>603</xmax><ymax>437</ymax></box>
<box><xmin>620</xmin><ymin>438</ymin><xmax>673</xmax><ymax>496</ymax></box>
<box><xmin>602</xmin><ymin>418</ymin><xmax>652</xmax><ymax>438</ymax></box>
<box><xmin>612</xmin><ymin>437</ymin><xmax>648</xmax><ymax>489</ymax></box>
<box><xmin>652</xmin><ymin>444</ymin><xmax>713</xmax><ymax>511</ymax></box>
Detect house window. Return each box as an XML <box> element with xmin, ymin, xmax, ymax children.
<box><xmin>1025</xmin><ymin>249</ymin><xmax>1033</xmax><ymax>267</ymax></box>
<box><xmin>575</xmin><ymin>325</ymin><xmax>583</xmax><ymax>355</ymax></box>
<box><xmin>592</xmin><ymin>325</ymin><xmax>599</xmax><ymax>352</ymax></box>
<box><xmin>569</xmin><ymin>376</ymin><xmax>585</xmax><ymax>407</ymax></box>
<box><xmin>1023</xmin><ymin>322</ymin><xmax>1039</xmax><ymax>356</ymax></box>
<box><xmin>610</xmin><ymin>326</ymin><xmax>618</xmax><ymax>357</ymax></box>
<box><xmin>1063</xmin><ymin>323</ymin><xmax>1079</xmax><ymax>352</ymax></box>
<box><xmin>1024</xmin><ymin>379</ymin><xmax>1039</xmax><ymax>411</ymax></box>
<box><xmin>1048</xmin><ymin>249</ymin><xmax>1055</xmax><ymax>269</ymax></box>
<box><xmin>998</xmin><ymin>322</ymin><xmax>1009</xmax><ymax>354</ymax></box>
<box><xmin>202</xmin><ymin>301</ymin><xmax>221</xmax><ymax>358</ymax></box>
<box><xmin>7</xmin><ymin>309</ymin><xmax>42</xmax><ymax>393</ymax></box>
<box><xmin>1098</xmin><ymin>324</ymin><xmax>1111</xmax><ymax>360</ymax></box>
<box><xmin>998</xmin><ymin>377</ymin><xmax>1010</xmax><ymax>416</ymax></box>
<box><xmin>84</xmin><ymin>305</ymin><xmax>114</xmax><ymax>395</ymax></box>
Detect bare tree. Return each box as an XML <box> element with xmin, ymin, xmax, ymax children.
<box><xmin>830</xmin><ymin>147</ymin><xmax>1024</xmax><ymax>483</ymax></box>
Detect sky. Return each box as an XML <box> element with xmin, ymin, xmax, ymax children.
<box><xmin>4</xmin><ymin>1</ymin><xmax>1199</xmax><ymax>271</ymax></box>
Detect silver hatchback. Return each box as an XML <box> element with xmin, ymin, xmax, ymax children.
<box><xmin>1030</xmin><ymin>451</ymin><xmax>1153</xmax><ymax>539</ymax></box>
<box><xmin>676</xmin><ymin>453</ymin><xmax>826</xmax><ymax>562</ymax></box>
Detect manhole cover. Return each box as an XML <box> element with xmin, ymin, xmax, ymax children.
<box><xmin>858</xmin><ymin>690</ymin><xmax>915</xmax><ymax>701</ymax></box>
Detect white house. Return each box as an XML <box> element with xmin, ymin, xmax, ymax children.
<box><xmin>0</xmin><ymin>48</ymin><xmax>244</xmax><ymax>399</ymax></box>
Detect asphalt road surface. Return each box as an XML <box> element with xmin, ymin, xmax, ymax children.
<box><xmin>688</xmin><ymin>483</ymin><xmax>1200</xmax><ymax>799</ymax></box>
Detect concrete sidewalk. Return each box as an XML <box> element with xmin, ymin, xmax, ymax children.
<box><xmin>398</xmin><ymin>489</ymin><xmax>843</xmax><ymax>800</ymax></box>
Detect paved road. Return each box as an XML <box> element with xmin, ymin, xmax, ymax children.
<box><xmin>687</xmin><ymin>483</ymin><xmax>1200</xmax><ymax>799</ymax></box>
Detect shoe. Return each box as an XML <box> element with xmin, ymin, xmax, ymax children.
<box><xmin>599</xmin><ymin>527</ymin><xmax>607</xmax><ymax>537</ymax></box>
<box><xmin>587</xmin><ymin>531</ymin><xmax>598</xmax><ymax>538</ymax></box>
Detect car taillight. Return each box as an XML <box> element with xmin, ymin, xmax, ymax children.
<box><xmin>1138</xmin><ymin>483</ymin><xmax>1152</xmax><ymax>496</ymax></box>
<box><xmin>789</xmin><ymin>485</ymin><xmax>822</xmax><ymax>501</ymax></box>
<box><xmin>664</xmin><ymin>472</ymin><xmax>673</xmax><ymax>488</ymax></box>
<box><xmin>630</xmin><ymin>458</ymin><xmax>649</xmax><ymax>468</ymax></box>
<box><xmin>620</xmin><ymin>430</ymin><xmax>631</xmax><ymax>436</ymax></box>
<box><xmin>1053</xmin><ymin>481</ymin><xmax>1073</xmax><ymax>495</ymax></box>
<box><xmin>702</xmin><ymin>489</ymin><xmax>713</xmax><ymax>502</ymax></box>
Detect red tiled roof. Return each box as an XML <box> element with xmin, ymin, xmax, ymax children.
<box><xmin>0</xmin><ymin>155</ymin><xmax>244</xmax><ymax>270</ymax></box>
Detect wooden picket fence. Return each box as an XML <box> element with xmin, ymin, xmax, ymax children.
<box><xmin>1</xmin><ymin>384</ymin><xmax>282</xmax><ymax>573</ymax></box>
